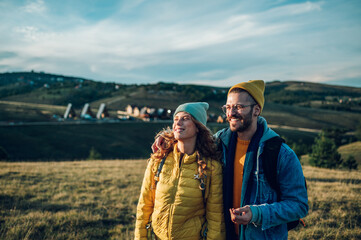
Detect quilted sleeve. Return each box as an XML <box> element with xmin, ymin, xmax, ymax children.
<box><xmin>206</xmin><ymin>160</ymin><xmax>226</xmax><ymax>240</ymax></box>
<box><xmin>134</xmin><ymin>159</ymin><xmax>155</xmax><ymax>240</ymax></box>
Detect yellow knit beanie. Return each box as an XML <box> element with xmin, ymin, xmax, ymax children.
<box><xmin>228</xmin><ymin>80</ymin><xmax>265</xmax><ymax>112</ymax></box>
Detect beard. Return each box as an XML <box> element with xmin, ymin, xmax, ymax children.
<box><xmin>227</xmin><ymin>109</ymin><xmax>253</xmax><ymax>132</ymax></box>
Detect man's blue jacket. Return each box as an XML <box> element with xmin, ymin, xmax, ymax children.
<box><xmin>215</xmin><ymin>117</ymin><xmax>308</xmax><ymax>240</ymax></box>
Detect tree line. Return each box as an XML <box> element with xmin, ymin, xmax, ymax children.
<box><xmin>308</xmin><ymin>126</ymin><xmax>359</xmax><ymax>170</ymax></box>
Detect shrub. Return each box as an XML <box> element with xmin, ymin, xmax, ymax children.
<box><xmin>291</xmin><ymin>141</ymin><xmax>311</xmax><ymax>159</ymax></box>
<box><xmin>310</xmin><ymin>131</ymin><xmax>342</xmax><ymax>168</ymax></box>
<box><xmin>342</xmin><ymin>155</ymin><xmax>358</xmax><ymax>170</ymax></box>
<box><xmin>88</xmin><ymin>147</ymin><xmax>102</xmax><ymax>160</ymax></box>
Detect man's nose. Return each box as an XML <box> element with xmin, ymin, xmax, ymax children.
<box><xmin>229</xmin><ymin>107</ymin><xmax>237</xmax><ymax>115</ymax></box>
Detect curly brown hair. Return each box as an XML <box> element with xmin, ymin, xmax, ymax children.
<box><xmin>151</xmin><ymin>116</ymin><xmax>221</xmax><ymax>189</ymax></box>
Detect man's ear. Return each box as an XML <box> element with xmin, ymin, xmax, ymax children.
<box><xmin>253</xmin><ymin>105</ymin><xmax>261</xmax><ymax>117</ymax></box>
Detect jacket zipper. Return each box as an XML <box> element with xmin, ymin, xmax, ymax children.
<box><xmin>168</xmin><ymin>153</ymin><xmax>184</xmax><ymax>239</ymax></box>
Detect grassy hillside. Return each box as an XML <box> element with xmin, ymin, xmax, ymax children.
<box><xmin>0</xmin><ymin>122</ymin><xmax>318</xmax><ymax>161</ymax></box>
<box><xmin>0</xmin><ymin>160</ymin><xmax>360</xmax><ymax>239</ymax></box>
<box><xmin>1</xmin><ymin>71</ymin><xmax>360</xmax><ymax>161</ymax></box>
<box><xmin>300</xmin><ymin>141</ymin><xmax>361</xmax><ymax>170</ymax></box>
<box><xmin>1</xmin><ymin>71</ymin><xmax>361</xmax><ymax>129</ymax></box>
<box><xmin>1</xmin><ymin>98</ymin><xmax>360</xmax><ymax>132</ymax></box>
<box><xmin>0</xmin><ymin>122</ymin><xmax>172</xmax><ymax>160</ymax></box>
<box><xmin>338</xmin><ymin>141</ymin><xmax>361</xmax><ymax>166</ymax></box>
<box><xmin>0</xmin><ymin>101</ymin><xmax>66</xmax><ymax>122</ymax></box>
<box><xmin>0</xmin><ymin>71</ymin><xmax>125</xmax><ymax>108</ymax></box>
<box><xmin>266</xmin><ymin>81</ymin><xmax>361</xmax><ymax>112</ymax></box>
<box><xmin>263</xmin><ymin>102</ymin><xmax>361</xmax><ymax>130</ymax></box>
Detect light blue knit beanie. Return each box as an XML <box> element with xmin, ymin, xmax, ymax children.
<box><xmin>173</xmin><ymin>102</ymin><xmax>209</xmax><ymax>126</ymax></box>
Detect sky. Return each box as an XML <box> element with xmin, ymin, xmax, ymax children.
<box><xmin>0</xmin><ymin>0</ymin><xmax>361</xmax><ymax>88</ymax></box>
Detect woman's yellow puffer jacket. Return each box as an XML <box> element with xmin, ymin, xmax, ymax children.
<box><xmin>135</xmin><ymin>145</ymin><xmax>225</xmax><ymax>240</ymax></box>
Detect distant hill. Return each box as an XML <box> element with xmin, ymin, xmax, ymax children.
<box><xmin>265</xmin><ymin>81</ymin><xmax>361</xmax><ymax>112</ymax></box>
<box><xmin>0</xmin><ymin>71</ymin><xmax>124</xmax><ymax>107</ymax></box>
<box><xmin>1</xmin><ymin>71</ymin><xmax>361</xmax><ymax>161</ymax></box>
<box><xmin>1</xmin><ymin>71</ymin><xmax>361</xmax><ymax>130</ymax></box>
<box><xmin>338</xmin><ymin>141</ymin><xmax>361</xmax><ymax>166</ymax></box>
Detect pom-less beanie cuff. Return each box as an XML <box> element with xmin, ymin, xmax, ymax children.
<box><xmin>173</xmin><ymin>102</ymin><xmax>209</xmax><ymax>126</ymax></box>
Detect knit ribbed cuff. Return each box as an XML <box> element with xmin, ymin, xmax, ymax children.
<box><xmin>249</xmin><ymin>205</ymin><xmax>262</xmax><ymax>225</ymax></box>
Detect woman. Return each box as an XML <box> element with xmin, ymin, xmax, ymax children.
<box><xmin>135</xmin><ymin>102</ymin><xmax>225</xmax><ymax>240</ymax></box>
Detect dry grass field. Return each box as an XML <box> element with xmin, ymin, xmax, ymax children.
<box><xmin>0</xmin><ymin>160</ymin><xmax>360</xmax><ymax>240</ymax></box>
<box><xmin>289</xmin><ymin>166</ymin><xmax>361</xmax><ymax>240</ymax></box>
<box><xmin>0</xmin><ymin>160</ymin><xmax>147</xmax><ymax>239</ymax></box>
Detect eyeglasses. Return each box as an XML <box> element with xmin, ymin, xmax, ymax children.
<box><xmin>221</xmin><ymin>104</ymin><xmax>256</xmax><ymax>114</ymax></box>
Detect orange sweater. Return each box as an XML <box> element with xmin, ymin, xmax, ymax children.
<box><xmin>233</xmin><ymin>138</ymin><xmax>250</xmax><ymax>235</ymax></box>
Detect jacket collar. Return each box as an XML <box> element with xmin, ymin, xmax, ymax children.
<box><xmin>218</xmin><ymin>116</ymin><xmax>278</xmax><ymax>148</ymax></box>
<box><xmin>173</xmin><ymin>143</ymin><xmax>198</xmax><ymax>164</ymax></box>
<box><xmin>217</xmin><ymin>128</ymin><xmax>233</xmax><ymax>150</ymax></box>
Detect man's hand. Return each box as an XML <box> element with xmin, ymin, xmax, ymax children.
<box><xmin>229</xmin><ymin>206</ymin><xmax>253</xmax><ymax>225</ymax></box>
<box><xmin>151</xmin><ymin>136</ymin><xmax>165</xmax><ymax>153</ymax></box>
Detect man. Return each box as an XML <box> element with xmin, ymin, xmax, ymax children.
<box><xmin>216</xmin><ymin>80</ymin><xmax>308</xmax><ymax>239</ymax></box>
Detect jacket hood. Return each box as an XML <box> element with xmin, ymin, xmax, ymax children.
<box><xmin>258</xmin><ymin>116</ymin><xmax>279</xmax><ymax>143</ymax></box>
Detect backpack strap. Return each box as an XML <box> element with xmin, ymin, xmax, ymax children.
<box><xmin>262</xmin><ymin>136</ymin><xmax>307</xmax><ymax>231</ymax></box>
<box><xmin>148</xmin><ymin>154</ymin><xmax>168</xmax><ymax>235</ymax></box>
<box><xmin>154</xmin><ymin>155</ymin><xmax>167</xmax><ymax>186</ymax></box>
<box><xmin>262</xmin><ymin>136</ymin><xmax>285</xmax><ymax>198</ymax></box>
<box><xmin>151</xmin><ymin>154</ymin><xmax>168</xmax><ymax>202</ymax></box>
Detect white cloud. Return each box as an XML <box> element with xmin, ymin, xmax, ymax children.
<box><xmin>22</xmin><ymin>0</ymin><xmax>46</xmax><ymax>14</ymax></box>
<box><xmin>264</xmin><ymin>1</ymin><xmax>323</xmax><ymax>17</ymax></box>
<box><xmin>14</xmin><ymin>26</ymin><xmax>41</xmax><ymax>41</ymax></box>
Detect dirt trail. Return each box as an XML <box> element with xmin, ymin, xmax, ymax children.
<box><xmin>268</xmin><ymin>124</ymin><xmax>321</xmax><ymax>133</ymax></box>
